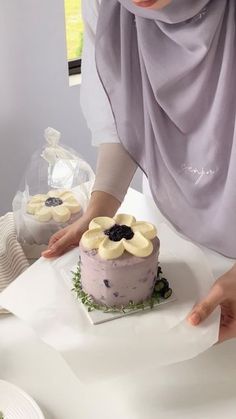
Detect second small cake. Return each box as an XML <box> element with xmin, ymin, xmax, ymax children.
<box><xmin>80</xmin><ymin>214</ymin><xmax>160</xmax><ymax>308</ymax></box>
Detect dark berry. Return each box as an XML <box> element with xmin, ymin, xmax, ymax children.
<box><xmin>163</xmin><ymin>289</ymin><xmax>173</xmax><ymax>299</ymax></box>
<box><xmin>159</xmin><ymin>284</ymin><xmax>170</xmax><ymax>297</ymax></box>
<box><xmin>104</xmin><ymin>224</ymin><xmax>134</xmax><ymax>242</ymax></box>
<box><xmin>45</xmin><ymin>197</ymin><xmax>63</xmax><ymax>207</ymax></box>
<box><xmin>157</xmin><ymin>266</ymin><xmax>163</xmax><ymax>275</ymax></box>
<box><xmin>160</xmin><ymin>278</ymin><xmax>169</xmax><ymax>288</ymax></box>
<box><xmin>103</xmin><ymin>279</ymin><xmax>111</xmax><ymax>288</ymax></box>
<box><xmin>155</xmin><ymin>280</ymin><xmax>165</xmax><ymax>292</ymax></box>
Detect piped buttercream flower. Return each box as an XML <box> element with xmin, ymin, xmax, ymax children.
<box><xmin>81</xmin><ymin>214</ymin><xmax>157</xmax><ymax>260</ymax></box>
<box><xmin>26</xmin><ymin>190</ymin><xmax>81</xmax><ymax>223</ymax></box>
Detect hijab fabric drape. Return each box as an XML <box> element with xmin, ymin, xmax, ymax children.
<box><xmin>95</xmin><ymin>0</ymin><xmax>236</xmax><ymax>257</ymax></box>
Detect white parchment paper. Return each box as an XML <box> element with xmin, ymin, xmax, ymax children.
<box><xmin>0</xmin><ymin>218</ymin><xmax>220</xmax><ymax>383</ymax></box>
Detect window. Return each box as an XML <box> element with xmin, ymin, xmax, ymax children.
<box><xmin>65</xmin><ymin>0</ymin><xmax>84</xmax><ymax>75</ymax></box>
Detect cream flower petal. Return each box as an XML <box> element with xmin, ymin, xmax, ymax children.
<box><xmin>98</xmin><ymin>237</ymin><xmax>125</xmax><ymax>260</ymax></box>
<box><xmin>30</xmin><ymin>194</ymin><xmax>48</xmax><ymax>203</ymax></box>
<box><xmin>26</xmin><ymin>201</ymin><xmax>44</xmax><ymax>215</ymax></box>
<box><xmin>35</xmin><ymin>207</ymin><xmax>52</xmax><ymax>222</ymax></box>
<box><xmin>114</xmin><ymin>214</ymin><xmax>136</xmax><ymax>226</ymax></box>
<box><xmin>64</xmin><ymin>196</ymin><xmax>78</xmax><ymax>202</ymax></box>
<box><xmin>132</xmin><ymin>221</ymin><xmax>157</xmax><ymax>240</ymax></box>
<box><xmin>62</xmin><ymin>198</ymin><xmax>81</xmax><ymax>214</ymax></box>
<box><xmin>59</xmin><ymin>190</ymin><xmax>75</xmax><ymax>200</ymax></box>
<box><xmin>123</xmin><ymin>232</ymin><xmax>153</xmax><ymax>257</ymax></box>
<box><xmin>47</xmin><ymin>190</ymin><xmax>61</xmax><ymax>198</ymax></box>
<box><xmin>81</xmin><ymin>228</ymin><xmax>104</xmax><ymax>249</ymax></box>
<box><xmin>52</xmin><ymin>206</ymin><xmax>71</xmax><ymax>223</ymax></box>
<box><xmin>89</xmin><ymin>217</ymin><xmax>115</xmax><ymax>231</ymax></box>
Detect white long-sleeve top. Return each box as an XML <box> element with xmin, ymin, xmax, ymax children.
<box><xmin>80</xmin><ymin>0</ymin><xmax>120</xmax><ymax>146</ymax></box>
<box><xmin>80</xmin><ymin>0</ymin><xmax>138</xmax><ymax>203</ymax></box>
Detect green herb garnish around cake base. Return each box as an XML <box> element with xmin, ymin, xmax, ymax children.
<box><xmin>72</xmin><ymin>259</ymin><xmax>173</xmax><ymax>314</ymax></box>
<box><xmin>0</xmin><ymin>411</ymin><xmax>4</xmax><ymax>419</ymax></box>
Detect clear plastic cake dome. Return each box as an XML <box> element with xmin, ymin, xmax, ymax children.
<box><xmin>13</xmin><ymin>127</ymin><xmax>95</xmax><ymax>245</ymax></box>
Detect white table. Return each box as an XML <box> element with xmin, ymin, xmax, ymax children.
<box><xmin>1</xmin><ymin>189</ymin><xmax>236</xmax><ymax>419</ymax></box>
<box><xmin>1</xmin><ymin>313</ymin><xmax>236</xmax><ymax>419</ymax></box>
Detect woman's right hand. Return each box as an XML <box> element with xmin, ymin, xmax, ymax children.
<box><xmin>42</xmin><ymin>215</ymin><xmax>90</xmax><ymax>258</ymax></box>
<box><xmin>42</xmin><ymin>190</ymin><xmax>121</xmax><ymax>258</ymax></box>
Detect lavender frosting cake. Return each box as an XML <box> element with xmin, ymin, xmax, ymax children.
<box><xmin>80</xmin><ymin>214</ymin><xmax>160</xmax><ymax>308</ymax></box>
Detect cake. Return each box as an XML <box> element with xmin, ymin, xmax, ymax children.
<box><xmin>26</xmin><ymin>189</ymin><xmax>82</xmax><ymax>222</ymax></box>
<box><xmin>21</xmin><ymin>189</ymin><xmax>83</xmax><ymax>246</ymax></box>
<box><xmin>79</xmin><ymin>214</ymin><xmax>161</xmax><ymax>308</ymax></box>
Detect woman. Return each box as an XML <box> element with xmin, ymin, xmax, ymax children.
<box><xmin>43</xmin><ymin>0</ymin><xmax>236</xmax><ymax>341</ymax></box>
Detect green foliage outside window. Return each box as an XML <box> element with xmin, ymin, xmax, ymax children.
<box><xmin>65</xmin><ymin>0</ymin><xmax>84</xmax><ymax>61</ymax></box>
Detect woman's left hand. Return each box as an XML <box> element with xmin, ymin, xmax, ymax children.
<box><xmin>188</xmin><ymin>264</ymin><xmax>236</xmax><ymax>342</ymax></box>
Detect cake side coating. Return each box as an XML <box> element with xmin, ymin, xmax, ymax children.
<box><xmin>80</xmin><ymin>237</ymin><xmax>160</xmax><ymax>308</ymax></box>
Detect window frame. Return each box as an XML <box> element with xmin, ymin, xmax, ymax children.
<box><xmin>68</xmin><ymin>58</ymin><xmax>81</xmax><ymax>76</ymax></box>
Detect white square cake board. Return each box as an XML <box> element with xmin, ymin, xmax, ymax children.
<box><xmin>63</xmin><ymin>263</ymin><xmax>176</xmax><ymax>325</ymax></box>
<box><xmin>80</xmin><ymin>291</ymin><xmax>177</xmax><ymax>325</ymax></box>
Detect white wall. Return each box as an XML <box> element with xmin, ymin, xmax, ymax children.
<box><xmin>0</xmin><ymin>0</ymin><xmax>141</xmax><ymax>216</ymax></box>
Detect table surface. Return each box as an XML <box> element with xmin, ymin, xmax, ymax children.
<box><xmin>1</xmin><ymin>188</ymin><xmax>236</xmax><ymax>419</ymax></box>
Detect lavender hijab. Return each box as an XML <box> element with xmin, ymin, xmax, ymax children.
<box><xmin>95</xmin><ymin>0</ymin><xmax>236</xmax><ymax>257</ymax></box>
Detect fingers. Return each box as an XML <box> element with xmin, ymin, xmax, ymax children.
<box><xmin>42</xmin><ymin>228</ymin><xmax>69</xmax><ymax>258</ymax></box>
<box><xmin>42</xmin><ymin>231</ymin><xmax>79</xmax><ymax>258</ymax></box>
<box><xmin>188</xmin><ymin>282</ymin><xmax>224</xmax><ymax>326</ymax></box>
<box><xmin>219</xmin><ymin>323</ymin><xmax>236</xmax><ymax>343</ymax></box>
<box><xmin>47</xmin><ymin>229</ymin><xmax>67</xmax><ymax>249</ymax></box>
<box><xmin>42</xmin><ymin>217</ymin><xmax>89</xmax><ymax>258</ymax></box>
<box><xmin>42</xmin><ymin>234</ymin><xmax>72</xmax><ymax>258</ymax></box>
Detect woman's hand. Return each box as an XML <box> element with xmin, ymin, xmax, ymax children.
<box><xmin>42</xmin><ymin>215</ymin><xmax>90</xmax><ymax>258</ymax></box>
<box><xmin>188</xmin><ymin>264</ymin><xmax>236</xmax><ymax>342</ymax></box>
<box><xmin>42</xmin><ymin>191</ymin><xmax>121</xmax><ymax>258</ymax></box>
